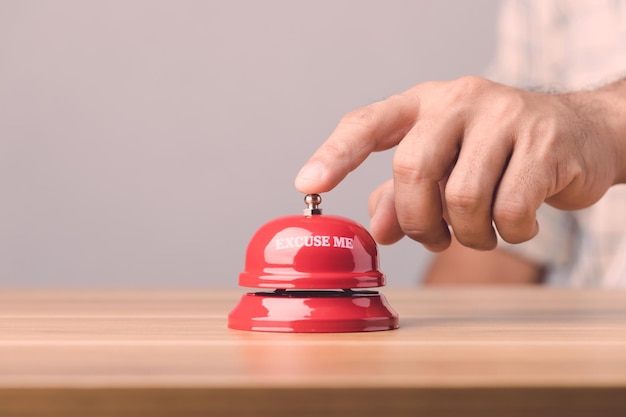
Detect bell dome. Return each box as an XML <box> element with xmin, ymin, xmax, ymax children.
<box><xmin>239</xmin><ymin>212</ymin><xmax>385</xmax><ymax>289</ymax></box>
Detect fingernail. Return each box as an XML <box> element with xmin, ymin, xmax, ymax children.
<box><xmin>296</xmin><ymin>162</ymin><xmax>324</xmax><ymax>182</ymax></box>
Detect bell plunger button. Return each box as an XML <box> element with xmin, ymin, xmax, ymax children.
<box><xmin>303</xmin><ymin>193</ymin><xmax>323</xmax><ymax>215</ymax></box>
<box><xmin>228</xmin><ymin>194</ymin><xmax>399</xmax><ymax>333</ymax></box>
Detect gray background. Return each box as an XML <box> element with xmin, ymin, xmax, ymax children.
<box><xmin>0</xmin><ymin>0</ymin><xmax>500</xmax><ymax>288</ymax></box>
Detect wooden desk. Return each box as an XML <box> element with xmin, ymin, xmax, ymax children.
<box><xmin>1</xmin><ymin>288</ymin><xmax>626</xmax><ymax>416</ymax></box>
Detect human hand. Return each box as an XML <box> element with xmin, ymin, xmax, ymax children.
<box><xmin>295</xmin><ymin>76</ymin><xmax>625</xmax><ymax>251</ymax></box>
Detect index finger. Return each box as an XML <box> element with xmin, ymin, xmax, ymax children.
<box><xmin>295</xmin><ymin>92</ymin><xmax>420</xmax><ymax>194</ymax></box>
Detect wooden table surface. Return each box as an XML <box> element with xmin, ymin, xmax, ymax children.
<box><xmin>1</xmin><ymin>288</ymin><xmax>626</xmax><ymax>416</ymax></box>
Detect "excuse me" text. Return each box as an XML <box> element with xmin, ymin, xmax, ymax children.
<box><xmin>275</xmin><ymin>235</ymin><xmax>354</xmax><ymax>250</ymax></box>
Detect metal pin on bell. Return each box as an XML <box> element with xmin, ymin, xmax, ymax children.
<box><xmin>303</xmin><ymin>193</ymin><xmax>323</xmax><ymax>216</ymax></box>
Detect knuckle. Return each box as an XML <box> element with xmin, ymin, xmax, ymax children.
<box><xmin>446</xmin><ymin>75</ymin><xmax>490</xmax><ymax>99</ymax></box>
<box><xmin>445</xmin><ymin>185</ymin><xmax>484</xmax><ymax>214</ymax></box>
<box><xmin>322</xmin><ymin>139</ymin><xmax>352</xmax><ymax>163</ymax></box>
<box><xmin>489</xmin><ymin>91</ymin><xmax>527</xmax><ymax>121</ymax></box>
<box><xmin>401</xmin><ymin>226</ymin><xmax>430</xmax><ymax>241</ymax></box>
<box><xmin>387</xmin><ymin>92</ymin><xmax>409</xmax><ymax>104</ymax></box>
<box><xmin>493</xmin><ymin>198</ymin><xmax>530</xmax><ymax>228</ymax></box>
<box><xmin>341</xmin><ymin>105</ymin><xmax>380</xmax><ymax>132</ymax></box>
<box><xmin>410</xmin><ymin>80</ymin><xmax>438</xmax><ymax>96</ymax></box>
<box><xmin>401</xmin><ymin>224</ymin><xmax>440</xmax><ymax>247</ymax></box>
<box><xmin>392</xmin><ymin>151</ymin><xmax>425</xmax><ymax>182</ymax></box>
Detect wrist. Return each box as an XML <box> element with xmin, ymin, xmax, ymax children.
<box><xmin>568</xmin><ymin>81</ymin><xmax>626</xmax><ymax>184</ymax></box>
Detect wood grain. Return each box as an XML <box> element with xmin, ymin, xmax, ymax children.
<box><xmin>1</xmin><ymin>288</ymin><xmax>626</xmax><ymax>416</ymax></box>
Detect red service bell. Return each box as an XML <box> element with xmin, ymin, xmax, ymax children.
<box><xmin>228</xmin><ymin>194</ymin><xmax>399</xmax><ymax>333</ymax></box>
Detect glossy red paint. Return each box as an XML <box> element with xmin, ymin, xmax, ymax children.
<box><xmin>228</xmin><ymin>195</ymin><xmax>399</xmax><ymax>333</ymax></box>
<box><xmin>238</xmin><ymin>214</ymin><xmax>385</xmax><ymax>289</ymax></box>
<box><xmin>228</xmin><ymin>290</ymin><xmax>398</xmax><ymax>333</ymax></box>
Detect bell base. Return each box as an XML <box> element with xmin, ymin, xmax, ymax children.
<box><xmin>228</xmin><ymin>290</ymin><xmax>399</xmax><ymax>333</ymax></box>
